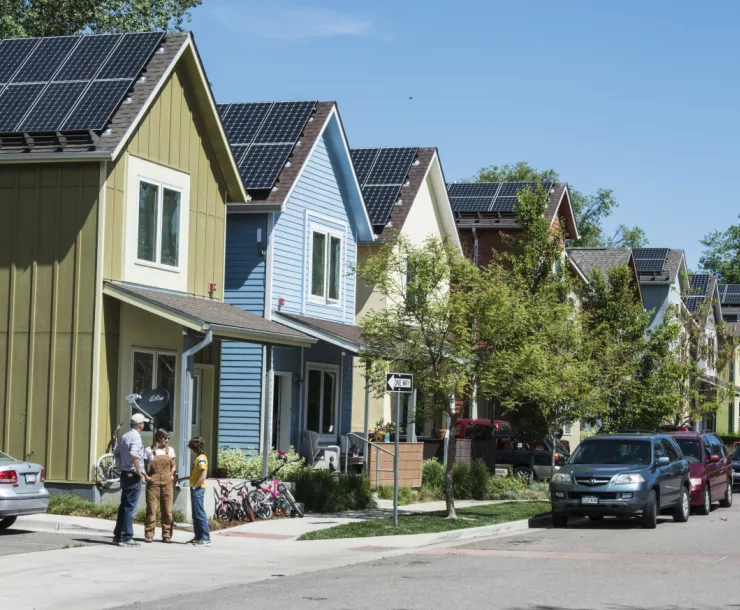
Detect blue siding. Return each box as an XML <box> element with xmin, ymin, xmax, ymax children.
<box><xmin>220</xmin><ymin>214</ymin><xmax>268</xmax><ymax>449</ymax></box>
<box><xmin>271</xmin><ymin>123</ymin><xmax>358</xmax><ymax>324</ymax></box>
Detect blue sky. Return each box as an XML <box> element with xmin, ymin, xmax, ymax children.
<box><xmin>189</xmin><ymin>1</ymin><xmax>739</xmax><ymax>269</ymax></box>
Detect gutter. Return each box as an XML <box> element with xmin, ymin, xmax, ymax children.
<box><xmin>227</xmin><ymin>202</ymin><xmax>283</xmax><ymax>214</ymax></box>
<box><xmin>0</xmin><ymin>152</ymin><xmax>112</xmax><ymax>163</ymax></box>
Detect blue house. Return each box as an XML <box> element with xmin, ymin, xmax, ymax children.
<box><xmin>217</xmin><ymin>101</ymin><xmax>374</xmax><ymax>455</ymax></box>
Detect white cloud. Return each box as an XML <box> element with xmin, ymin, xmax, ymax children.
<box><xmin>208</xmin><ymin>4</ymin><xmax>375</xmax><ymax>40</ymax></box>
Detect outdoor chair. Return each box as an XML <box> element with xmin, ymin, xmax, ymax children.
<box><xmin>300</xmin><ymin>430</ymin><xmax>340</xmax><ymax>472</ymax></box>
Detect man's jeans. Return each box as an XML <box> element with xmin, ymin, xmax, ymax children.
<box><xmin>191</xmin><ymin>487</ymin><xmax>210</xmax><ymax>541</ymax></box>
<box><xmin>114</xmin><ymin>471</ymin><xmax>142</xmax><ymax>541</ymax></box>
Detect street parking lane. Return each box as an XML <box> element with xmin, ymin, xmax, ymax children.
<box><xmin>127</xmin><ymin>502</ymin><xmax>740</xmax><ymax>610</ymax></box>
<box><xmin>0</xmin><ymin>529</ymin><xmax>111</xmax><ymax>556</ymax></box>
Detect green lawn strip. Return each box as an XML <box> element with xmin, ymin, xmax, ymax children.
<box><xmin>47</xmin><ymin>493</ymin><xmax>186</xmax><ymax>525</ymax></box>
<box><xmin>298</xmin><ymin>501</ymin><xmax>551</xmax><ymax>541</ymax></box>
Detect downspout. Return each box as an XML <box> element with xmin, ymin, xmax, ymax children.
<box><xmin>178</xmin><ymin>329</ymin><xmax>213</xmax><ymax>479</ymax></box>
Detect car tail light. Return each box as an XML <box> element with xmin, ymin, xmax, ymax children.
<box><xmin>0</xmin><ymin>470</ymin><xmax>18</xmax><ymax>484</ymax></box>
<box><xmin>40</xmin><ymin>468</ymin><xmax>45</xmax><ymax>483</ymax></box>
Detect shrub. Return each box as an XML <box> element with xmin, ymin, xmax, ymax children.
<box><xmin>417</xmin><ymin>486</ymin><xmax>444</xmax><ymax>502</ymax></box>
<box><xmin>421</xmin><ymin>459</ymin><xmax>445</xmax><ymax>492</ymax></box>
<box><xmin>48</xmin><ymin>494</ymin><xmax>119</xmax><ymax>519</ymax></box>
<box><xmin>469</xmin><ymin>459</ymin><xmax>489</xmax><ymax>500</ymax></box>
<box><xmin>293</xmin><ymin>470</ymin><xmax>376</xmax><ymax>513</ymax></box>
<box><xmin>452</xmin><ymin>462</ymin><xmax>472</xmax><ymax>499</ymax></box>
<box><xmin>486</xmin><ymin>474</ymin><xmax>527</xmax><ymax>499</ymax></box>
<box><xmin>218</xmin><ymin>446</ymin><xmax>305</xmax><ymax>481</ymax></box>
<box><xmin>377</xmin><ymin>485</ymin><xmax>417</xmax><ymax>506</ymax></box>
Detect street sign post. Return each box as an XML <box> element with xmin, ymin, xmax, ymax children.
<box><xmin>386</xmin><ymin>372</ymin><xmax>413</xmax><ymax>527</ymax></box>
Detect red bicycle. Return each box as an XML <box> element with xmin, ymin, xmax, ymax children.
<box><xmin>247</xmin><ymin>452</ymin><xmax>303</xmax><ymax>519</ymax></box>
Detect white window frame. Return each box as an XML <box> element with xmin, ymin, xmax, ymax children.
<box><xmin>130</xmin><ymin>347</ymin><xmax>178</xmax><ymax>430</ymax></box>
<box><xmin>307</xmin><ymin>222</ymin><xmax>343</xmax><ymax>307</ymax></box>
<box><xmin>135</xmin><ymin>177</ymin><xmax>184</xmax><ymax>271</ymax></box>
<box><xmin>304</xmin><ymin>362</ymin><xmax>340</xmax><ymax>442</ymax></box>
<box><xmin>563</xmin><ymin>423</ymin><xmax>572</xmax><ymax>435</ymax></box>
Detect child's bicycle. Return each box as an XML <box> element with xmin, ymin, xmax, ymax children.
<box><xmin>248</xmin><ymin>452</ymin><xmax>304</xmax><ymax>519</ymax></box>
<box><xmin>231</xmin><ymin>480</ymin><xmax>256</xmax><ymax>522</ymax></box>
<box><xmin>214</xmin><ymin>480</ymin><xmax>235</xmax><ymax>522</ymax></box>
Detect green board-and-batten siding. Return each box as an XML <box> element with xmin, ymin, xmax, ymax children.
<box><xmin>0</xmin><ymin>163</ymin><xmax>99</xmax><ymax>483</ymax></box>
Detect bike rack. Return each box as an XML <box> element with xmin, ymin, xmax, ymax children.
<box><xmin>345</xmin><ymin>432</ymin><xmax>395</xmax><ymax>490</ymax></box>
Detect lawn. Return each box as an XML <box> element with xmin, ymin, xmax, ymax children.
<box><xmin>47</xmin><ymin>493</ymin><xmax>186</xmax><ymax>525</ymax></box>
<box><xmin>298</xmin><ymin>501</ymin><xmax>550</xmax><ymax>540</ymax></box>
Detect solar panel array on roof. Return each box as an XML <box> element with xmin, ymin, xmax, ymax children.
<box><xmin>683</xmin><ymin>296</ymin><xmax>704</xmax><ymax>314</ymax></box>
<box><xmin>218</xmin><ymin>101</ymin><xmax>316</xmax><ymax>190</ymax></box>
<box><xmin>688</xmin><ymin>274</ymin><xmax>710</xmax><ymax>296</ymax></box>
<box><xmin>447</xmin><ymin>181</ymin><xmax>553</xmax><ymax>213</ymax></box>
<box><xmin>0</xmin><ymin>31</ymin><xmax>164</xmax><ymax>134</ymax></box>
<box><xmin>719</xmin><ymin>284</ymin><xmax>740</xmax><ymax>306</ymax></box>
<box><xmin>350</xmin><ymin>147</ymin><xmax>418</xmax><ymax>226</ymax></box>
<box><xmin>633</xmin><ymin>248</ymin><xmax>669</xmax><ymax>274</ymax></box>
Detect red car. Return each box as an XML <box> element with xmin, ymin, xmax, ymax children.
<box><xmin>670</xmin><ymin>431</ymin><xmax>733</xmax><ymax>514</ymax></box>
<box><xmin>453</xmin><ymin>419</ymin><xmax>511</xmax><ymax>440</ymax></box>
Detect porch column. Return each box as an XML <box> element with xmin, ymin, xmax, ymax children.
<box><xmin>363</xmin><ymin>362</ymin><xmax>370</xmax><ymax>473</ymax></box>
<box><xmin>408</xmin><ymin>389</ymin><xmax>417</xmax><ymax>442</ymax></box>
<box><xmin>263</xmin><ymin>344</ymin><xmax>274</xmax><ymax>478</ymax></box>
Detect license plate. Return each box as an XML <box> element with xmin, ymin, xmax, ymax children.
<box><xmin>581</xmin><ymin>496</ymin><xmax>598</xmax><ymax>505</ymax></box>
<box><xmin>25</xmin><ymin>474</ymin><xmax>36</xmax><ymax>484</ymax></box>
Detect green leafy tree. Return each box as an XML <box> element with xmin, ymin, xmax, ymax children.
<box><xmin>699</xmin><ymin>216</ymin><xmax>740</xmax><ymax>283</ymax></box>
<box><xmin>473</xmin><ymin>161</ymin><xmax>647</xmax><ymax>249</ymax></box>
<box><xmin>0</xmin><ymin>0</ymin><xmax>201</xmax><ymax>37</ymax></box>
<box><xmin>357</xmin><ymin>236</ymin><xmax>479</xmax><ymax>518</ymax></box>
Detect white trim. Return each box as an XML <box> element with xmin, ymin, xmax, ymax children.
<box><xmin>89</xmin><ymin>161</ymin><xmax>107</xmax><ymax>475</ymax></box>
<box><xmin>427</xmin><ymin>152</ymin><xmax>463</xmax><ymax>253</ymax></box>
<box><xmin>304</xmin><ymin>361</ymin><xmax>341</xmax><ymax>442</ymax></box>
<box><xmin>265</xmin><ymin>213</ymin><xmax>274</xmax><ymax>321</ymax></box>
<box><xmin>343</xmin><ymin>223</ymin><xmax>349</xmax><ymax>323</ymax></box>
<box><xmin>301</xmin><ymin>209</ymin><xmax>308</xmax><ymax>315</ymax></box>
<box><xmin>273</xmin><ymin>371</ymin><xmax>293</xmax><ymax>451</ymax></box>
<box><xmin>307</xmin><ymin>222</ymin><xmax>344</xmax><ymax>308</ymax></box>
<box><xmin>190</xmin><ymin>371</ymin><xmax>201</xmax><ymax>429</ymax></box>
<box><xmin>259</xmin><ymin>345</ymin><xmax>267</xmax><ymax>455</ymax></box>
<box><xmin>306</xmin><ymin>209</ymin><xmax>348</xmax><ymax>228</ymax></box>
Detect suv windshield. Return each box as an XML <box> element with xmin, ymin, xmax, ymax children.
<box><xmin>674</xmin><ymin>438</ymin><xmax>703</xmax><ymax>464</ymax></box>
<box><xmin>569</xmin><ymin>439</ymin><xmax>652</xmax><ymax>465</ymax></box>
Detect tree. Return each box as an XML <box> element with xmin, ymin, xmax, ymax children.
<box><xmin>357</xmin><ymin>236</ymin><xmax>479</xmax><ymax>519</ymax></box>
<box><xmin>0</xmin><ymin>0</ymin><xmax>201</xmax><ymax>37</ymax></box>
<box><xmin>699</xmin><ymin>216</ymin><xmax>740</xmax><ymax>283</ymax></box>
<box><xmin>473</xmin><ymin>161</ymin><xmax>647</xmax><ymax>249</ymax></box>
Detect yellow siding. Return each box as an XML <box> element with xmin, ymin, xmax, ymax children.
<box><xmin>104</xmin><ymin>64</ymin><xmax>227</xmax><ymax>300</ymax></box>
<box><xmin>96</xmin><ymin>296</ymin><xmax>120</xmax><ymax>458</ymax></box>
<box><xmin>0</xmin><ymin>164</ymin><xmax>99</xmax><ymax>482</ymax></box>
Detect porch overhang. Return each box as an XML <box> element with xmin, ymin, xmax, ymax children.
<box><xmin>272</xmin><ymin>311</ymin><xmax>365</xmax><ymax>355</ymax></box>
<box><xmin>103</xmin><ymin>282</ymin><xmax>316</xmax><ymax>348</ymax></box>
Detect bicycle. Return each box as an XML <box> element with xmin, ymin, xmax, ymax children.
<box><xmin>231</xmin><ymin>480</ymin><xmax>256</xmax><ymax>522</ymax></box>
<box><xmin>248</xmin><ymin>453</ymin><xmax>304</xmax><ymax>519</ymax></box>
<box><xmin>214</xmin><ymin>480</ymin><xmax>235</xmax><ymax>522</ymax></box>
<box><xmin>96</xmin><ymin>422</ymin><xmax>124</xmax><ymax>483</ymax></box>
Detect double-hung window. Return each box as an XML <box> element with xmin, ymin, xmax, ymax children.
<box><xmin>137</xmin><ymin>179</ymin><xmax>182</xmax><ymax>268</ymax></box>
<box><xmin>132</xmin><ymin>349</ymin><xmax>177</xmax><ymax>432</ymax></box>
<box><xmin>310</xmin><ymin>227</ymin><xmax>342</xmax><ymax>303</ymax></box>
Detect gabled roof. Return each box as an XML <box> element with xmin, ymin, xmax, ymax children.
<box><xmin>682</xmin><ymin>273</ymin><xmax>722</xmax><ymax>325</ymax></box>
<box><xmin>566</xmin><ymin>246</ymin><xmax>642</xmax><ymax>302</ymax></box>
<box><xmin>104</xmin><ymin>282</ymin><xmax>315</xmax><ymax>347</ymax></box>
<box><xmin>0</xmin><ymin>31</ymin><xmax>247</xmax><ymax>202</ymax></box>
<box><xmin>451</xmin><ymin>181</ymin><xmax>579</xmax><ymax>239</ymax></box>
<box><xmin>273</xmin><ymin>311</ymin><xmax>365</xmax><ymax>354</ymax></box>
<box><xmin>718</xmin><ymin>284</ymin><xmax>740</xmax><ymax>309</ymax></box>
<box><xmin>634</xmin><ymin>248</ymin><xmax>686</xmax><ymax>286</ymax></box>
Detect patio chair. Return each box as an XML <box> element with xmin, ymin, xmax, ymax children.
<box><xmin>300</xmin><ymin>430</ymin><xmax>340</xmax><ymax>472</ymax></box>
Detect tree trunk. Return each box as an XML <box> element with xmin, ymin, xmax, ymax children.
<box><xmin>528</xmin><ymin>446</ymin><xmax>536</xmax><ymax>486</ymax></box>
<box><xmin>445</xmin><ymin>413</ymin><xmax>457</xmax><ymax>519</ymax></box>
<box><xmin>550</xmin><ymin>432</ymin><xmax>556</xmax><ymax>478</ymax></box>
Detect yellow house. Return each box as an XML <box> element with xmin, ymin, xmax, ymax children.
<box><xmin>0</xmin><ymin>32</ymin><xmax>313</xmax><ymax>496</ymax></box>
<box><xmin>349</xmin><ymin>147</ymin><xmax>462</xmax><ymax>437</ymax></box>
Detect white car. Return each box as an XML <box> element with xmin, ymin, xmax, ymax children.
<box><xmin>0</xmin><ymin>450</ymin><xmax>49</xmax><ymax>530</ymax></box>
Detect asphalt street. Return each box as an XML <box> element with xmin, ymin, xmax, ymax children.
<box><xmin>0</xmin><ymin>528</ymin><xmax>111</xmax><ymax>556</ymax></box>
<box><xmin>118</xmin><ymin>503</ymin><xmax>740</xmax><ymax>610</ymax></box>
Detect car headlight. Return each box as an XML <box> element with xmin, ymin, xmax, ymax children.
<box><xmin>614</xmin><ymin>473</ymin><xmax>644</xmax><ymax>484</ymax></box>
<box><xmin>690</xmin><ymin>478</ymin><xmax>702</xmax><ymax>487</ymax></box>
<box><xmin>551</xmin><ymin>472</ymin><xmax>572</xmax><ymax>483</ymax></box>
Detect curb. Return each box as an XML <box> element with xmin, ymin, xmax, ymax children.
<box><xmin>15</xmin><ymin>518</ymin><xmax>114</xmax><ymax>538</ymax></box>
<box><xmin>423</xmin><ymin>515</ymin><xmax>551</xmax><ymax>546</ymax></box>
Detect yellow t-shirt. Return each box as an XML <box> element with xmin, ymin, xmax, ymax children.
<box><xmin>190</xmin><ymin>453</ymin><xmax>208</xmax><ymax>488</ymax></box>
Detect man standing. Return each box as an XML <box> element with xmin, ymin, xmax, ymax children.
<box><xmin>113</xmin><ymin>413</ymin><xmax>150</xmax><ymax>546</ymax></box>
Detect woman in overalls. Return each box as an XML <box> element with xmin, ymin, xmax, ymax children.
<box><xmin>144</xmin><ymin>429</ymin><xmax>176</xmax><ymax>543</ymax></box>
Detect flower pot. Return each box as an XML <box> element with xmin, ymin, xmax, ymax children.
<box><xmin>384</xmin><ymin>433</ymin><xmax>391</xmax><ymax>442</ymax></box>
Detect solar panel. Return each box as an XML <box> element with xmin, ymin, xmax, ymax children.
<box><xmin>634</xmin><ymin>258</ymin><xmax>666</xmax><ymax>273</ymax></box>
<box><xmin>96</xmin><ymin>31</ymin><xmax>164</xmax><ymax>79</ymax></box>
<box><xmin>13</xmin><ymin>36</ymin><xmax>79</xmax><ymax>83</ymax></box>
<box><xmin>219</xmin><ymin>102</ymin><xmax>271</xmax><ymax>145</ymax></box>
<box><xmin>351</xmin><ymin>148</ymin><xmax>380</xmax><ymax>186</ymax></box>
<box><xmin>62</xmin><ymin>79</ymin><xmax>132</xmax><ymax>131</ymax></box>
<box><xmin>688</xmin><ymin>274</ymin><xmax>710</xmax><ymax>295</ymax></box>
<box><xmin>229</xmin><ymin>144</ymin><xmax>249</xmax><ymax>166</ymax></box>
<box><xmin>365</xmin><ymin>147</ymin><xmax>417</xmax><ymax>185</ymax></box>
<box><xmin>18</xmin><ymin>81</ymin><xmax>87</xmax><ymax>132</ymax></box>
<box><xmin>238</xmin><ymin>144</ymin><xmax>294</xmax><ymax>190</ymax></box>
<box><xmin>634</xmin><ymin>248</ymin><xmax>669</xmax><ymax>260</ymax></box>
<box><xmin>490</xmin><ymin>196</ymin><xmax>520</xmax><ymax>212</ymax></box>
<box><xmin>683</xmin><ymin>296</ymin><xmax>704</xmax><ymax>314</ymax></box>
<box><xmin>255</xmin><ymin>101</ymin><xmax>315</xmax><ymax>144</ymax></box>
<box><xmin>363</xmin><ymin>185</ymin><xmax>402</xmax><ymax>225</ymax></box>
<box><xmin>450</xmin><ymin>196</ymin><xmax>495</xmax><ymax>212</ymax></box>
<box><xmin>55</xmin><ymin>34</ymin><xmax>122</xmax><ymax>81</ymax></box>
<box><xmin>0</xmin><ymin>84</ymin><xmax>45</xmax><ymax>132</ymax></box>
<box><xmin>0</xmin><ymin>38</ymin><xmax>40</xmax><ymax>84</ymax></box>
<box><xmin>447</xmin><ymin>182</ymin><xmax>500</xmax><ymax>198</ymax></box>
<box><xmin>719</xmin><ymin>284</ymin><xmax>740</xmax><ymax>305</ymax></box>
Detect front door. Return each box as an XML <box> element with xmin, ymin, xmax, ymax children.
<box><xmin>305</xmin><ymin>364</ymin><xmax>339</xmax><ymax>442</ymax></box>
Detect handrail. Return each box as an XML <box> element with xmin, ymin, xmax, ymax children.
<box><xmin>346</xmin><ymin>432</ymin><xmax>395</xmax><ymax>489</ymax></box>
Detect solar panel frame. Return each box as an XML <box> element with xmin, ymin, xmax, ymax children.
<box><xmin>17</xmin><ymin>81</ymin><xmax>87</xmax><ymax>132</ymax></box>
<box><xmin>351</xmin><ymin>148</ymin><xmax>380</xmax><ymax>186</ymax></box>
<box><xmin>0</xmin><ymin>38</ymin><xmax>41</xmax><ymax>86</ymax></box>
<box><xmin>61</xmin><ymin>79</ymin><xmax>132</xmax><ymax>131</ymax></box>
<box><xmin>219</xmin><ymin>102</ymin><xmax>272</xmax><ymax>145</ymax></box>
<box><xmin>688</xmin><ymin>274</ymin><xmax>710</xmax><ymax>295</ymax></box>
<box><xmin>254</xmin><ymin>101</ymin><xmax>315</xmax><ymax>144</ymax></box>
<box><xmin>447</xmin><ymin>182</ymin><xmax>501</xmax><ymax>198</ymax></box>
<box><xmin>96</xmin><ymin>31</ymin><xmax>164</xmax><ymax>80</ymax></box>
<box><xmin>0</xmin><ymin>83</ymin><xmax>46</xmax><ymax>132</ymax></box>
<box><xmin>634</xmin><ymin>258</ymin><xmax>666</xmax><ymax>273</ymax></box>
<box><xmin>490</xmin><ymin>196</ymin><xmax>519</xmax><ymax>212</ymax></box>
<box><xmin>12</xmin><ymin>36</ymin><xmax>80</xmax><ymax>83</ymax></box>
<box><xmin>449</xmin><ymin>196</ymin><xmax>495</xmax><ymax>212</ymax></box>
<box><xmin>633</xmin><ymin>248</ymin><xmax>669</xmax><ymax>260</ymax></box>
<box><xmin>496</xmin><ymin>182</ymin><xmax>538</xmax><ymax>197</ymax></box>
<box><xmin>363</xmin><ymin>185</ymin><xmax>402</xmax><ymax>225</ymax></box>
<box><xmin>54</xmin><ymin>34</ymin><xmax>122</xmax><ymax>82</ymax></box>
<box><xmin>364</xmin><ymin>147</ymin><xmax>417</xmax><ymax>186</ymax></box>
<box><xmin>238</xmin><ymin>144</ymin><xmax>294</xmax><ymax>190</ymax></box>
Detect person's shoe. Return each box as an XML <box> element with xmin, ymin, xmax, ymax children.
<box><xmin>144</xmin><ymin>537</ymin><xmax>153</xmax><ymax>543</ymax></box>
<box><xmin>112</xmin><ymin>537</ymin><xmax>120</xmax><ymax>545</ymax></box>
<box><xmin>118</xmin><ymin>539</ymin><xmax>140</xmax><ymax>547</ymax></box>
<box><xmin>162</xmin><ymin>538</ymin><xmax>172</xmax><ymax>544</ymax></box>
<box><xmin>187</xmin><ymin>539</ymin><xmax>201</xmax><ymax>545</ymax></box>
<box><xmin>193</xmin><ymin>539</ymin><xmax>211</xmax><ymax>546</ymax></box>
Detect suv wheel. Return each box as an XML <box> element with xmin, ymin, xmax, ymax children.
<box><xmin>642</xmin><ymin>490</ymin><xmax>657</xmax><ymax>529</ymax></box>
<box><xmin>513</xmin><ymin>467</ymin><xmax>532</xmax><ymax>482</ymax></box>
<box><xmin>697</xmin><ymin>485</ymin><xmax>711</xmax><ymax>515</ymax></box>
<box><xmin>720</xmin><ymin>482</ymin><xmax>733</xmax><ymax>508</ymax></box>
<box><xmin>552</xmin><ymin>513</ymin><xmax>568</xmax><ymax>528</ymax></box>
<box><xmin>673</xmin><ymin>487</ymin><xmax>690</xmax><ymax>523</ymax></box>
<box><xmin>0</xmin><ymin>516</ymin><xmax>17</xmax><ymax>531</ymax></box>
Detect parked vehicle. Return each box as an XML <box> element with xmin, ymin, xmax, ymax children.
<box><xmin>474</xmin><ymin>432</ymin><xmax>568</xmax><ymax>480</ymax></box>
<box><xmin>550</xmin><ymin>433</ymin><xmax>691</xmax><ymax>529</ymax></box>
<box><xmin>0</xmin><ymin>450</ymin><xmax>49</xmax><ymax>531</ymax></box>
<box><xmin>452</xmin><ymin>419</ymin><xmax>511</xmax><ymax>440</ymax></box>
<box><xmin>669</xmin><ymin>431</ymin><xmax>732</xmax><ymax>514</ymax></box>
<box><xmin>731</xmin><ymin>446</ymin><xmax>740</xmax><ymax>491</ymax></box>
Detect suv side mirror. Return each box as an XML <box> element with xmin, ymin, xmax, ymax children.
<box><xmin>709</xmin><ymin>454</ymin><xmax>720</xmax><ymax>464</ymax></box>
<box><xmin>657</xmin><ymin>456</ymin><xmax>670</xmax><ymax>466</ymax></box>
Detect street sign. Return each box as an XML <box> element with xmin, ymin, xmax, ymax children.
<box><xmin>386</xmin><ymin>373</ymin><xmax>413</xmax><ymax>393</ymax></box>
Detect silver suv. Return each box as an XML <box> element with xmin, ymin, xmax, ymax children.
<box><xmin>550</xmin><ymin>433</ymin><xmax>690</xmax><ymax>529</ymax></box>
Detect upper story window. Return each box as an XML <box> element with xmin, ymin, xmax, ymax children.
<box><xmin>309</xmin><ymin>226</ymin><xmax>342</xmax><ymax>304</ymax></box>
<box><xmin>137</xmin><ymin>179</ymin><xmax>182</xmax><ymax>268</ymax></box>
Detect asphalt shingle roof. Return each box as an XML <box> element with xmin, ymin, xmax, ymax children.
<box><xmin>567</xmin><ymin>247</ymin><xmax>632</xmax><ymax>278</ymax></box>
<box><xmin>274</xmin><ymin>311</ymin><xmax>365</xmax><ymax>348</ymax></box>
